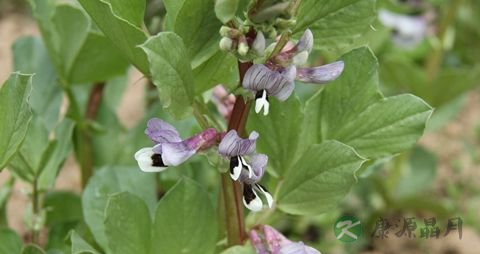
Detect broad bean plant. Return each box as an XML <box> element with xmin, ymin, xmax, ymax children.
<box><xmin>0</xmin><ymin>0</ymin><xmax>441</xmax><ymax>253</ymax></box>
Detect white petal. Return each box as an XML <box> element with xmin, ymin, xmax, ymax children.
<box><xmin>134</xmin><ymin>147</ymin><xmax>167</xmax><ymax>172</ymax></box>
<box><xmin>231</xmin><ymin>157</ymin><xmax>243</xmax><ymax>181</ymax></box>
<box><xmin>243</xmin><ymin>187</ymin><xmax>263</xmax><ymax>212</ymax></box>
<box><xmin>255</xmin><ymin>90</ymin><xmax>270</xmax><ymax>116</ymax></box>
<box><xmin>257</xmin><ymin>184</ymin><xmax>274</xmax><ymax>208</ymax></box>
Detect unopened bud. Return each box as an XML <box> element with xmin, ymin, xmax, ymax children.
<box><xmin>219</xmin><ymin>37</ymin><xmax>233</xmax><ymax>51</ymax></box>
<box><xmin>238</xmin><ymin>41</ymin><xmax>249</xmax><ymax>56</ymax></box>
<box><xmin>219</xmin><ymin>26</ymin><xmax>239</xmax><ymax>38</ymax></box>
<box><xmin>252</xmin><ymin>31</ymin><xmax>266</xmax><ymax>56</ymax></box>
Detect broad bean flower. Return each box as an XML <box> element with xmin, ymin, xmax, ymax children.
<box><xmin>135</xmin><ymin>118</ymin><xmax>217</xmax><ymax>172</ymax></box>
<box><xmin>250</xmin><ymin>225</ymin><xmax>321</xmax><ymax>254</ymax></box>
<box><xmin>219</xmin><ymin>130</ymin><xmax>272</xmax><ymax>211</ymax></box>
<box><xmin>243</xmin><ymin>29</ymin><xmax>345</xmax><ymax>115</ymax></box>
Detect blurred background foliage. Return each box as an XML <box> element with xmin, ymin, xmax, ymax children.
<box><xmin>0</xmin><ymin>0</ymin><xmax>479</xmax><ymax>253</ymax></box>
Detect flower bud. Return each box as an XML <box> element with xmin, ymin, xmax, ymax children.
<box><xmin>252</xmin><ymin>31</ymin><xmax>266</xmax><ymax>56</ymax></box>
<box><xmin>238</xmin><ymin>39</ymin><xmax>249</xmax><ymax>56</ymax></box>
<box><xmin>219</xmin><ymin>26</ymin><xmax>236</xmax><ymax>37</ymax></box>
<box><xmin>219</xmin><ymin>37</ymin><xmax>233</xmax><ymax>51</ymax></box>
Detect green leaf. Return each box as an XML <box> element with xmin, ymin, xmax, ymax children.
<box><xmin>70</xmin><ymin>231</ymin><xmax>100</xmax><ymax>254</ymax></box>
<box><xmin>294</xmin><ymin>0</ymin><xmax>377</xmax><ymax>51</ymax></box>
<box><xmin>0</xmin><ymin>73</ymin><xmax>33</xmax><ymax>171</ymax></box>
<box><xmin>395</xmin><ymin>146</ymin><xmax>437</xmax><ymax>198</ymax></box>
<box><xmin>164</xmin><ymin>0</ymin><xmax>222</xmax><ymax>67</ymax></box>
<box><xmin>38</xmin><ymin>119</ymin><xmax>75</xmax><ymax>190</ymax></box>
<box><xmin>43</xmin><ymin>191</ymin><xmax>82</xmax><ymax>226</ymax></box>
<box><xmin>82</xmin><ymin>166</ymin><xmax>156</xmax><ymax>252</ymax></box>
<box><xmin>69</xmin><ymin>32</ymin><xmax>130</xmax><ymax>84</ymax></box>
<box><xmin>140</xmin><ymin>32</ymin><xmax>194</xmax><ymax>118</ymax></box>
<box><xmin>193</xmin><ymin>50</ymin><xmax>239</xmax><ymax>94</ymax></box>
<box><xmin>152</xmin><ymin>178</ymin><xmax>217</xmax><ymax>254</ymax></box>
<box><xmin>220</xmin><ymin>245</ymin><xmax>255</xmax><ymax>254</ymax></box>
<box><xmin>77</xmin><ymin>0</ymin><xmax>149</xmax><ymax>75</ymax></box>
<box><xmin>215</xmin><ymin>0</ymin><xmax>239</xmax><ymax>23</ymax></box>
<box><xmin>12</xmin><ymin>36</ymin><xmax>62</xmax><ymax>131</ymax></box>
<box><xmin>0</xmin><ymin>228</ymin><xmax>22</xmax><ymax>254</ymax></box>
<box><xmin>277</xmin><ymin>141</ymin><xmax>365</xmax><ymax>215</ymax></box>
<box><xmin>8</xmin><ymin>118</ymin><xmax>74</xmax><ymax>185</ymax></box>
<box><xmin>247</xmin><ymin>96</ymin><xmax>303</xmax><ymax>176</ymax></box>
<box><xmin>21</xmin><ymin>245</ymin><xmax>45</xmax><ymax>254</ymax></box>
<box><xmin>105</xmin><ymin>192</ymin><xmax>152</xmax><ymax>254</ymax></box>
<box><xmin>29</xmin><ymin>1</ymin><xmax>130</xmax><ymax>82</ymax></box>
<box><xmin>7</xmin><ymin>117</ymin><xmax>48</xmax><ymax>182</ymax></box>
<box><xmin>303</xmin><ymin>47</ymin><xmax>432</xmax><ymax>159</ymax></box>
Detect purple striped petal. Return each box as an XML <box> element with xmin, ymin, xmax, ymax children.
<box><xmin>242</xmin><ymin>64</ymin><xmax>276</xmax><ymax>92</ymax></box>
<box><xmin>240</xmin><ymin>154</ymin><xmax>268</xmax><ymax>184</ymax></box>
<box><xmin>145</xmin><ymin>118</ymin><xmax>181</xmax><ymax>144</ymax></box>
<box><xmin>296</xmin><ymin>61</ymin><xmax>344</xmax><ymax>84</ymax></box>
<box><xmin>270</xmin><ymin>65</ymin><xmax>296</xmax><ymax>101</ymax></box>
<box><xmin>295</xmin><ymin>29</ymin><xmax>314</xmax><ymax>53</ymax></box>
<box><xmin>242</xmin><ymin>64</ymin><xmax>296</xmax><ymax>101</ymax></box>
<box><xmin>218</xmin><ymin>130</ymin><xmax>258</xmax><ymax>157</ymax></box>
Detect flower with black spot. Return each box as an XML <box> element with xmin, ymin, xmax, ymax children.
<box><xmin>243</xmin><ymin>29</ymin><xmax>345</xmax><ymax>116</ymax></box>
<box><xmin>135</xmin><ymin>118</ymin><xmax>217</xmax><ymax>172</ymax></box>
<box><xmin>218</xmin><ymin>130</ymin><xmax>273</xmax><ymax>211</ymax></box>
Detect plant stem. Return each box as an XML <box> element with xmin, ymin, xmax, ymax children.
<box><xmin>220</xmin><ymin>61</ymin><xmax>253</xmax><ymax>247</ymax></box>
<box><xmin>31</xmin><ymin>178</ymin><xmax>40</xmax><ymax>244</ymax></box>
<box><xmin>425</xmin><ymin>0</ymin><xmax>462</xmax><ymax>80</ymax></box>
<box><xmin>76</xmin><ymin>82</ymin><xmax>105</xmax><ymax>188</ymax></box>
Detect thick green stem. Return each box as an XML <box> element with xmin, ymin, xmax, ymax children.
<box><xmin>425</xmin><ymin>0</ymin><xmax>462</xmax><ymax>80</ymax></box>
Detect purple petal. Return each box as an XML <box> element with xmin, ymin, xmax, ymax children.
<box><xmin>240</xmin><ymin>154</ymin><xmax>268</xmax><ymax>184</ymax></box>
<box><xmin>243</xmin><ymin>64</ymin><xmax>296</xmax><ymax>101</ymax></box>
<box><xmin>279</xmin><ymin>242</ymin><xmax>321</xmax><ymax>254</ymax></box>
<box><xmin>269</xmin><ymin>66</ymin><xmax>296</xmax><ymax>101</ymax></box>
<box><xmin>249</xmin><ymin>230</ymin><xmax>269</xmax><ymax>254</ymax></box>
<box><xmin>158</xmin><ymin>142</ymin><xmax>196</xmax><ymax>166</ymax></box>
<box><xmin>296</xmin><ymin>61</ymin><xmax>344</xmax><ymax>84</ymax></box>
<box><xmin>295</xmin><ymin>29</ymin><xmax>313</xmax><ymax>53</ymax></box>
<box><xmin>183</xmin><ymin>128</ymin><xmax>218</xmax><ymax>151</ymax></box>
<box><xmin>218</xmin><ymin>130</ymin><xmax>258</xmax><ymax>157</ymax></box>
<box><xmin>145</xmin><ymin>118</ymin><xmax>181</xmax><ymax>144</ymax></box>
<box><xmin>242</xmin><ymin>64</ymin><xmax>275</xmax><ymax>92</ymax></box>
<box><xmin>263</xmin><ymin>225</ymin><xmax>291</xmax><ymax>253</ymax></box>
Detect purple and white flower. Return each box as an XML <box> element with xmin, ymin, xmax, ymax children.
<box><xmin>218</xmin><ymin>130</ymin><xmax>272</xmax><ymax>211</ymax></box>
<box><xmin>243</xmin><ymin>29</ymin><xmax>344</xmax><ymax>116</ymax></box>
<box><xmin>250</xmin><ymin>225</ymin><xmax>321</xmax><ymax>254</ymax></box>
<box><xmin>379</xmin><ymin>9</ymin><xmax>429</xmax><ymax>48</ymax></box>
<box><xmin>135</xmin><ymin>118</ymin><xmax>218</xmax><ymax>172</ymax></box>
